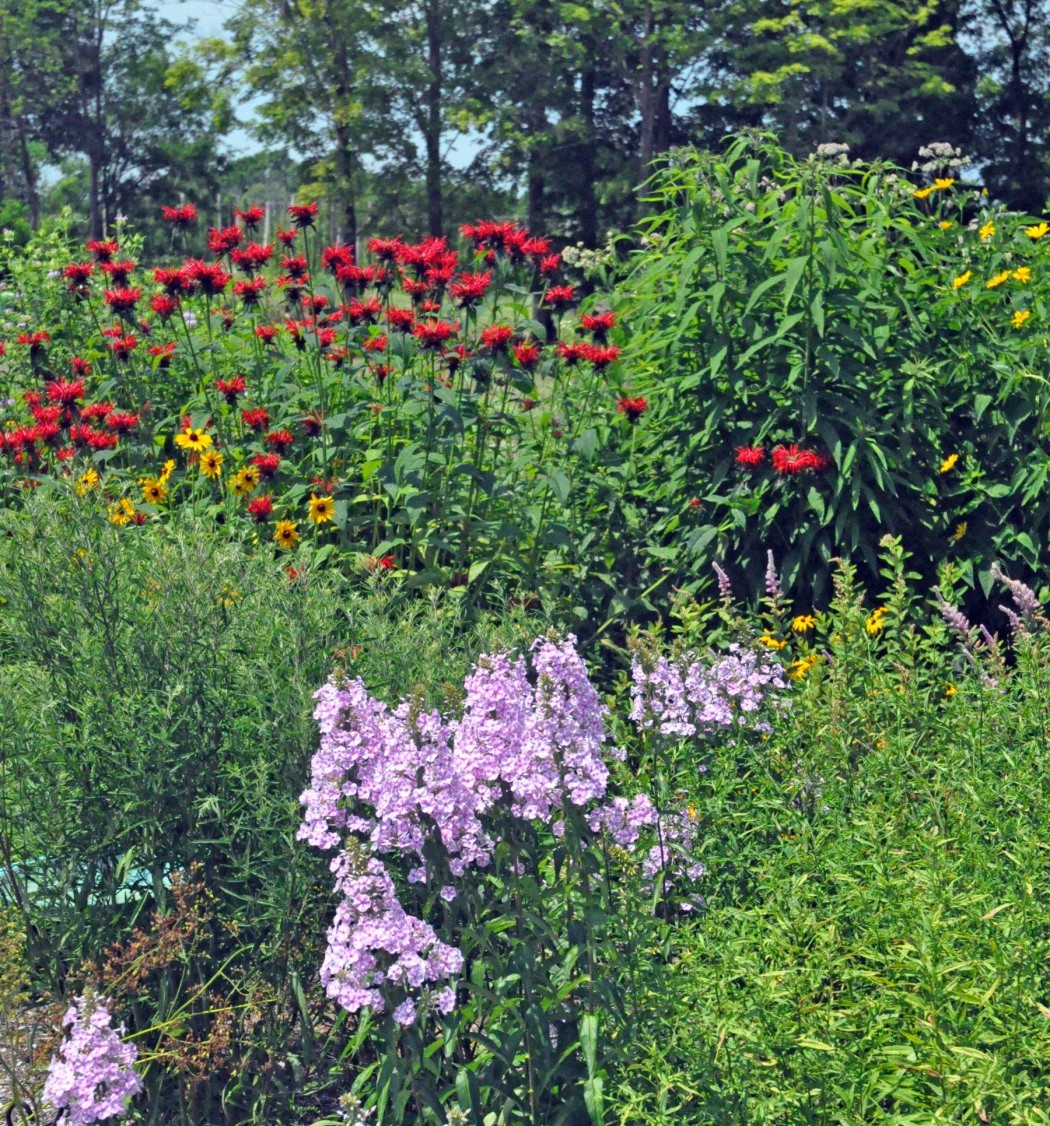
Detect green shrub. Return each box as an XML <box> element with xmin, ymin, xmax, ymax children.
<box><xmin>610</xmin><ymin>545</ymin><xmax>1050</xmax><ymax>1122</ymax></box>
<box><xmin>0</xmin><ymin>483</ymin><xmax>538</xmax><ymax>1122</ymax></box>
<box><xmin>618</xmin><ymin>134</ymin><xmax>1050</xmax><ymax>613</ymax></box>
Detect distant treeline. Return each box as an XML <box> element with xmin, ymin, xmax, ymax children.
<box><xmin>0</xmin><ymin>0</ymin><xmax>1047</xmax><ymax>248</ymax></box>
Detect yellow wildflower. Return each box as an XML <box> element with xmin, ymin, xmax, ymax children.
<box><xmin>76</xmin><ymin>468</ymin><xmax>100</xmax><ymax>496</ymax></box>
<box><xmin>159</xmin><ymin>459</ymin><xmax>176</xmax><ymax>485</ymax></box>
<box><xmin>986</xmin><ymin>271</ymin><xmax>1010</xmax><ymax>289</ymax></box>
<box><xmin>945</xmin><ymin>683</ymin><xmax>957</xmax><ymax>697</ymax></box>
<box><xmin>866</xmin><ymin>607</ymin><xmax>888</xmax><ymax>635</ymax></box>
<box><xmin>913</xmin><ymin>186</ymin><xmax>935</xmax><ymax>200</ymax></box>
<box><xmin>307</xmin><ymin>493</ymin><xmax>337</xmax><ymax>525</ymax></box>
<box><xmin>228</xmin><ymin>469</ymin><xmax>258</xmax><ymax>498</ymax></box>
<box><xmin>939</xmin><ymin>453</ymin><xmax>959</xmax><ymax>474</ymax></box>
<box><xmin>199</xmin><ymin>449</ymin><xmax>224</xmax><ymax>479</ymax></box>
<box><xmin>791</xmin><ymin>614</ymin><xmax>816</xmax><ymax>633</ymax></box>
<box><xmin>759</xmin><ymin>635</ymin><xmax>787</xmax><ymax>651</ymax></box>
<box><xmin>933</xmin><ymin>177</ymin><xmax>955</xmax><ymax>190</ymax></box>
<box><xmin>1012</xmin><ymin>309</ymin><xmax>1031</xmax><ymax>328</ymax></box>
<box><xmin>139</xmin><ymin>477</ymin><xmax>168</xmax><ymax>505</ymax></box>
<box><xmin>273</xmin><ymin>520</ymin><xmax>300</xmax><ymax>550</ymax></box>
<box><xmin>789</xmin><ymin>655</ymin><xmax>818</xmax><ymax>680</ymax></box>
<box><xmin>174</xmin><ymin>427</ymin><xmax>213</xmax><ymax>453</ymax></box>
<box><xmin>979</xmin><ymin>221</ymin><xmax>995</xmax><ymax>241</ymax></box>
<box><xmin>107</xmin><ymin>497</ymin><xmax>137</xmax><ymax>526</ymax></box>
<box><xmin>938</xmin><ymin>220</ymin><xmax>954</xmax><ymax>231</ymax></box>
<box><xmin>953</xmin><ymin>520</ymin><xmax>967</xmax><ymax>542</ymax></box>
<box><xmin>951</xmin><ymin>270</ymin><xmax>972</xmax><ymax>290</ymax></box>
<box><xmin>1024</xmin><ymin>221</ymin><xmax>1049</xmax><ymax>240</ymax></box>
<box><xmin>1013</xmin><ymin>266</ymin><xmax>1032</xmax><ymax>283</ymax></box>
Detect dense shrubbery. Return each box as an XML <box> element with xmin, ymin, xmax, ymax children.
<box><xmin>620</xmin><ymin>134</ymin><xmax>1050</xmax><ymax>612</ymax></box>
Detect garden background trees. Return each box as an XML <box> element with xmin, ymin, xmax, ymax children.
<box><xmin>0</xmin><ymin>0</ymin><xmax>1047</xmax><ymax>242</ymax></box>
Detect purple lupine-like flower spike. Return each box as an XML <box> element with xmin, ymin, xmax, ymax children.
<box><xmin>765</xmin><ymin>550</ymin><xmax>781</xmax><ymax>600</ymax></box>
<box><xmin>990</xmin><ymin>562</ymin><xmax>1041</xmax><ymax>622</ymax></box>
<box><xmin>42</xmin><ymin>996</ymin><xmax>142</xmax><ymax>1125</ymax></box>
<box><xmin>712</xmin><ymin>562</ymin><xmax>733</xmax><ymax>599</ymax></box>
<box><xmin>936</xmin><ymin>590</ymin><xmax>973</xmax><ymax>641</ymax></box>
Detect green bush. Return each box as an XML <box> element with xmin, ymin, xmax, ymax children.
<box><xmin>0</xmin><ymin>483</ymin><xmax>538</xmax><ymax>1122</ymax></box>
<box><xmin>610</xmin><ymin>546</ymin><xmax>1050</xmax><ymax>1123</ymax></box>
<box><xmin>618</xmin><ymin>134</ymin><xmax>1050</xmax><ymax>612</ymax></box>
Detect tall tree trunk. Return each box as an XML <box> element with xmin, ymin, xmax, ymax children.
<box><xmin>578</xmin><ymin>63</ymin><xmax>598</xmax><ymax>246</ymax></box>
<box><xmin>16</xmin><ymin>117</ymin><xmax>38</xmax><ymax>227</ymax></box>
<box><xmin>424</xmin><ymin>0</ymin><xmax>443</xmax><ymax>236</ymax></box>
<box><xmin>334</xmin><ymin>123</ymin><xmax>358</xmax><ymax>247</ymax></box>
<box><xmin>87</xmin><ymin>135</ymin><xmax>104</xmax><ymax>238</ymax></box>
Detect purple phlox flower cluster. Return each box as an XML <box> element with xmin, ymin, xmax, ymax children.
<box><xmin>587</xmin><ymin>793</ymin><xmax>657</xmax><ymax>847</ymax></box>
<box><xmin>629</xmin><ymin>644</ymin><xmax>787</xmax><ymax>739</ymax></box>
<box><xmin>300</xmin><ymin>634</ymin><xmax>630</xmax><ymax>1026</ymax></box>
<box><xmin>642</xmin><ymin>806</ymin><xmax>705</xmax><ymax>895</ymax></box>
<box><xmin>42</xmin><ymin>996</ymin><xmax>142</xmax><ymax>1125</ymax></box>
<box><xmin>322</xmin><ymin>850</ymin><xmax>461</xmax><ymax>1018</ymax></box>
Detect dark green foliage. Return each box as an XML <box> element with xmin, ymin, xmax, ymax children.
<box><xmin>618</xmin><ymin>134</ymin><xmax>1050</xmax><ymax>611</ymax></box>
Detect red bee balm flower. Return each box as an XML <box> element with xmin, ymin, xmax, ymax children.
<box><xmin>247</xmin><ymin>494</ymin><xmax>274</xmax><ymax>522</ymax></box>
<box><xmin>234</xmin><ymin>205</ymin><xmax>266</xmax><ymax>230</ymax></box>
<box><xmin>251</xmin><ymin>453</ymin><xmax>282</xmax><ymax>479</ymax></box>
<box><xmin>771</xmin><ymin>444</ymin><xmax>824</xmax><ymax>475</ymax></box>
<box><xmin>86</xmin><ymin>239</ymin><xmax>119</xmax><ymax>262</ymax></box>
<box><xmin>46</xmin><ymin>379</ymin><xmax>86</xmax><ymax>405</ymax></box>
<box><xmin>234</xmin><ymin>277</ymin><xmax>268</xmax><ymax>306</ymax></box>
<box><xmin>161</xmin><ymin>204</ymin><xmax>197</xmax><ymax>227</ymax></box>
<box><xmin>232</xmin><ymin>243</ymin><xmax>274</xmax><ymax>275</ymax></box>
<box><xmin>207</xmin><ymin>226</ymin><xmax>243</xmax><ymax>256</ymax></box>
<box><xmin>616</xmin><ymin>396</ymin><xmax>648</xmax><ymax>422</ymax></box>
<box><xmin>100</xmin><ymin>260</ymin><xmax>136</xmax><ymax>285</ymax></box>
<box><xmin>583</xmin><ymin>343</ymin><xmax>620</xmax><ymax>369</ymax></box>
<box><xmin>480</xmin><ymin>324</ymin><xmax>513</xmax><ymax>352</ymax></box>
<box><xmin>147</xmin><ymin>343</ymin><xmax>177</xmax><ymax>368</ymax></box>
<box><xmin>105</xmin><ymin>413</ymin><xmax>140</xmax><ymax>433</ymax></box>
<box><xmin>735</xmin><ymin>445</ymin><xmax>765</xmax><ymax>467</ymax></box>
<box><xmin>580</xmin><ymin>311</ymin><xmax>617</xmax><ymax>339</ymax></box>
<box><xmin>151</xmin><ymin>295</ymin><xmax>179</xmax><ymax>320</ymax></box>
<box><xmin>413</xmin><ymin>319</ymin><xmax>458</xmax><ymax>350</ymax></box>
<box><xmin>103</xmin><ymin>287</ymin><xmax>141</xmax><ymax>313</ymax></box>
<box><xmin>241</xmin><ymin>407</ymin><xmax>270</xmax><ymax>431</ymax></box>
<box><xmin>287</xmin><ymin>202</ymin><xmax>319</xmax><ymax>228</ymax></box>
<box><xmin>543</xmin><ymin>285</ymin><xmax>576</xmax><ymax>309</ymax></box>
<box><xmin>264</xmin><ymin>429</ymin><xmax>294</xmax><ymax>452</ymax></box>
<box><xmin>449</xmin><ymin>271</ymin><xmax>492</xmax><ymax>307</ymax></box>
<box><xmin>63</xmin><ymin>263</ymin><xmax>94</xmax><ymax>292</ymax></box>
<box><xmin>512</xmin><ymin>341</ymin><xmax>541</xmax><ymax>369</ymax></box>
<box><xmin>215</xmin><ymin>376</ymin><xmax>247</xmax><ymax>404</ymax></box>
<box><xmin>385</xmin><ymin>307</ymin><xmax>416</xmax><ymax>333</ymax></box>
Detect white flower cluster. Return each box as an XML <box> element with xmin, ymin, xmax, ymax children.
<box><xmin>913</xmin><ymin>142</ymin><xmax>971</xmax><ymax>175</ymax></box>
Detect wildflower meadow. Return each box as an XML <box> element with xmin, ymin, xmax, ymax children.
<box><xmin>3</xmin><ymin>133</ymin><xmax>1050</xmax><ymax>1124</ymax></box>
